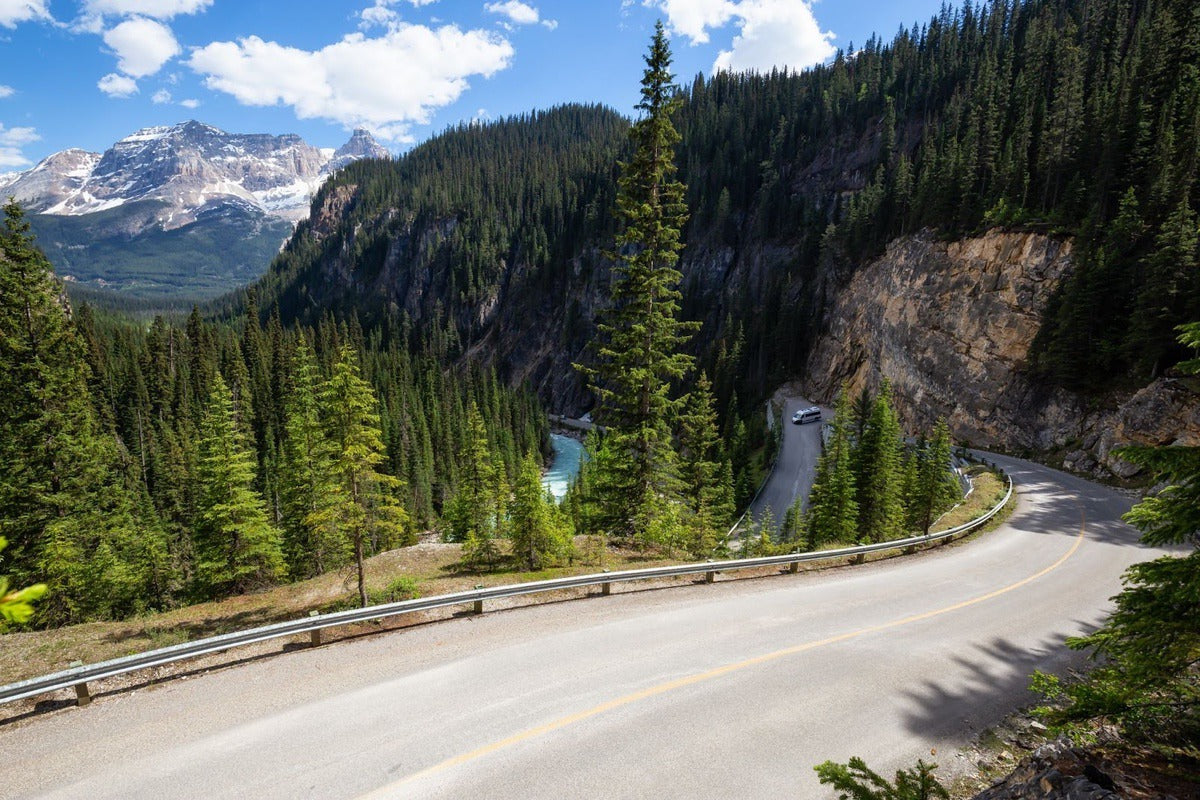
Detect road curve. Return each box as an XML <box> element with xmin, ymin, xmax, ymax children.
<box><xmin>1</xmin><ymin>454</ymin><xmax>1161</xmax><ymax>799</ymax></box>
<box><xmin>747</xmin><ymin>395</ymin><xmax>830</xmax><ymax>530</ymax></box>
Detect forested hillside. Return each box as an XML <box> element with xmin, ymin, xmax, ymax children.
<box><xmin>0</xmin><ymin>201</ymin><xmax>546</xmax><ymax>626</ymax></box>
<box><xmin>242</xmin><ymin>0</ymin><xmax>1199</xmax><ymax>410</ymax></box>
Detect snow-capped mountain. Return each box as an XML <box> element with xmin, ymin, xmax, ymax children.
<box><xmin>0</xmin><ymin>121</ymin><xmax>389</xmax><ymax>303</ymax></box>
<box><xmin>0</xmin><ymin>120</ymin><xmax>390</xmax><ymax>227</ymax></box>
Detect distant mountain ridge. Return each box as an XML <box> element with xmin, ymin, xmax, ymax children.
<box><xmin>0</xmin><ymin>121</ymin><xmax>389</xmax><ymax>303</ymax></box>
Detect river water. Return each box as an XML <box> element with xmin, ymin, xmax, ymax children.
<box><xmin>542</xmin><ymin>433</ymin><xmax>584</xmax><ymax>501</ymax></box>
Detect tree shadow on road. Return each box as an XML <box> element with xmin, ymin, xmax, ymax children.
<box><xmin>898</xmin><ymin>626</ymin><xmax>1102</xmax><ymax>744</ymax></box>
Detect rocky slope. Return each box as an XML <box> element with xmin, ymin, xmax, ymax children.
<box><xmin>0</xmin><ymin>121</ymin><xmax>389</xmax><ymax>301</ymax></box>
<box><xmin>803</xmin><ymin>229</ymin><xmax>1200</xmax><ymax>478</ymax></box>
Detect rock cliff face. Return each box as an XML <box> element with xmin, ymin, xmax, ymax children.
<box><xmin>803</xmin><ymin>229</ymin><xmax>1200</xmax><ymax>478</ymax></box>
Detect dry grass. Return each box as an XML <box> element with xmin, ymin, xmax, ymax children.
<box><xmin>0</xmin><ymin>538</ymin><xmax>677</xmax><ymax>686</ymax></box>
<box><xmin>933</xmin><ymin>471</ymin><xmax>1009</xmax><ymax>532</ymax></box>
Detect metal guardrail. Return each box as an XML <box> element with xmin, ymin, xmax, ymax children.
<box><xmin>0</xmin><ymin>471</ymin><xmax>1012</xmax><ymax>709</ymax></box>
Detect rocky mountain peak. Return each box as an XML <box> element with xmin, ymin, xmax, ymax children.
<box><xmin>329</xmin><ymin>128</ymin><xmax>390</xmax><ymax>171</ymax></box>
<box><xmin>0</xmin><ymin>120</ymin><xmax>386</xmax><ymax>225</ymax></box>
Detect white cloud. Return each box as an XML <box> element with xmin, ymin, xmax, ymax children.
<box><xmin>485</xmin><ymin>1</ymin><xmax>539</xmax><ymax>26</ymax></box>
<box><xmin>189</xmin><ymin>23</ymin><xmax>514</xmax><ymax>142</ymax></box>
<box><xmin>97</xmin><ymin>72</ymin><xmax>138</xmax><ymax>97</ymax></box>
<box><xmin>0</xmin><ymin>85</ymin><xmax>13</xmax><ymax>99</ymax></box>
<box><xmin>650</xmin><ymin>0</ymin><xmax>736</xmax><ymax>44</ymax></box>
<box><xmin>0</xmin><ymin>0</ymin><xmax>51</xmax><ymax>28</ymax></box>
<box><xmin>540</xmin><ymin>18</ymin><xmax>557</xmax><ymax>30</ymax></box>
<box><xmin>179</xmin><ymin>97</ymin><xmax>200</xmax><ymax>108</ymax></box>
<box><xmin>83</xmin><ymin>0</ymin><xmax>211</xmax><ymax>20</ymax></box>
<box><xmin>360</xmin><ymin>2</ymin><xmax>398</xmax><ymax>29</ymax></box>
<box><xmin>0</xmin><ymin>123</ymin><xmax>38</xmax><ymax>168</ymax></box>
<box><xmin>152</xmin><ymin>88</ymin><xmax>171</xmax><ymax>103</ymax></box>
<box><xmin>103</xmin><ymin>16</ymin><xmax>180</xmax><ymax>77</ymax></box>
<box><xmin>648</xmin><ymin>0</ymin><xmax>835</xmax><ymax>72</ymax></box>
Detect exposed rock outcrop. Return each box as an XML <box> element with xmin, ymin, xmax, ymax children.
<box><xmin>804</xmin><ymin>229</ymin><xmax>1200</xmax><ymax>478</ymax></box>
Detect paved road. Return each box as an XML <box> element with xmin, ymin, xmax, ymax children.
<box><xmin>1</xmin><ymin>454</ymin><xmax>1161</xmax><ymax>798</ymax></box>
<box><xmin>747</xmin><ymin>395</ymin><xmax>830</xmax><ymax>530</ymax></box>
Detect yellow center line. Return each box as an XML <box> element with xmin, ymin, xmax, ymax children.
<box><xmin>362</xmin><ymin>494</ymin><xmax>1085</xmax><ymax>798</ymax></box>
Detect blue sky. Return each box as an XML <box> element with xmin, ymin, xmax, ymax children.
<box><xmin>0</xmin><ymin>0</ymin><xmax>946</xmax><ymax>169</ymax></box>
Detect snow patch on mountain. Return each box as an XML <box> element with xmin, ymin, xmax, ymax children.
<box><xmin>0</xmin><ymin>121</ymin><xmax>390</xmax><ymax>229</ymax></box>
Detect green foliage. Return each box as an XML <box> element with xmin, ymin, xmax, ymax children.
<box><xmin>911</xmin><ymin>419</ymin><xmax>959</xmax><ymax>534</ymax></box>
<box><xmin>0</xmin><ymin>200</ymin><xmax>169</xmax><ymax>625</ymax></box>
<box><xmin>194</xmin><ymin>374</ymin><xmax>285</xmax><ymax>596</ymax></box>
<box><xmin>280</xmin><ymin>341</ymin><xmax>345</xmax><ymax>577</ymax></box>
<box><xmin>807</xmin><ymin>390</ymin><xmax>859</xmax><ymax>549</ymax></box>
<box><xmin>317</xmin><ymin>345</ymin><xmax>410</xmax><ymax>606</ymax></box>
<box><xmin>508</xmin><ymin>454</ymin><xmax>574</xmax><ymax>570</ymax></box>
<box><xmin>678</xmin><ymin>373</ymin><xmax>734</xmax><ymax>557</ymax></box>
<box><xmin>577</xmin><ymin>24</ymin><xmax>695</xmax><ymax>548</ymax></box>
<box><xmin>29</xmin><ymin>201</ymin><xmax>293</xmax><ymax>302</ymax></box>
<box><xmin>814</xmin><ymin>757</ymin><xmax>948</xmax><ymax>800</ymax></box>
<box><xmin>0</xmin><ymin>537</ymin><xmax>47</xmax><ymax>627</ymax></box>
<box><xmin>854</xmin><ymin>381</ymin><xmax>906</xmax><ymax>543</ymax></box>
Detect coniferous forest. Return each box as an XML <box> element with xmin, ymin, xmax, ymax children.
<box><xmin>1</xmin><ymin>202</ymin><xmax>547</xmax><ymax>626</ymax></box>
<box><xmin>3</xmin><ymin>0</ymin><xmax>1199</xmax><ymax>632</ymax></box>
<box><xmin>234</xmin><ymin>0</ymin><xmax>1199</xmax><ymax>405</ymax></box>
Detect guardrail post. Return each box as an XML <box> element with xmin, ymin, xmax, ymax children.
<box><xmin>904</xmin><ymin>544</ymin><xmax>918</xmax><ymax>555</ymax></box>
<box><xmin>309</xmin><ymin>610</ymin><xmax>322</xmax><ymax>647</ymax></box>
<box><xmin>789</xmin><ymin>560</ymin><xmax>800</xmax><ymax>574</ymax></box>
<box><xmin>853</xmin><ymin>553</ymin><xmax>866</xmax><ymax>565</ymax></box>
<box><xmin>705</xmin><ymin>560</ymin><xmax>716</xmax><ymax>583</ymax></box>
<box><xmin>67</xmin><ymin>661</ymin><xmax>91</xmax><ymax>707</ymax></box>
<box><xmin>601</xmin><ymin>569</ymin><xmax>612</xmax><ymax>596</ymax></box>
<box><xmin>473</xmin><ymin>585</ymin><xmax>485</xmax><ymax>615</ymax></box>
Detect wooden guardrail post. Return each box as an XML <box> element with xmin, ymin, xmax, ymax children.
<box><xmin>309</xmin><ymin>610</ymin><xmax>322</xmax><ymax>647</ymax></box>
<box><xmin>601</xmin><ymin>569</ymin><xmax>612</xmax><ymax>596</ymax></box>
<box><xmin>705</xmin><ymin>561</ymin><xmax>716</xmax><ymax>583</ymax></box>
<box><xmin>789</xmin><ymin>560</ymin><xmax>800</xmax><ymax>574</ymax></box>
<box><xmin>68</xmin><ymin>662</ymin><xmax>91</xmax><ymax>707</ymax></box>
<box><xmin>473</xmin><ymin>585</ymin><xmax>485</xmax><ymax>614</ymax></box>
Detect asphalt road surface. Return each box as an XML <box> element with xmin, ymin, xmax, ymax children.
<box><xmin>747</xmin><ymin>395</ymin><xmax>830</xmax><ymax>530</ymax></box>
<box><xmin>2</xmin><ymin>454</ymin><xmax>1162</xmax><ymax>799</ymax></box>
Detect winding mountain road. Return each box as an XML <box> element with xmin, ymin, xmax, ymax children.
<box><xmin>747</xmin><ymin>394</ymin><xmax>830</xmax><ymax>529</ymax></box>
<box><xmin>1</xmin><ymin>454</ymin><xmax>1160</xmax><ymax>799</ymax></box>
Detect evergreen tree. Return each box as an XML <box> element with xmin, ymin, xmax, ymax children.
<box><xmin>578</xmin><ymin>22</ymin><xmax>695</xmax><ymax>546</ymax></box>
<box><xmin>194</xmin><ymin>374</ymin><xmax>285</xmax><ymax>596</ymax></box>
<box><xmin>806</xmin><ymin>390</ymin><xmax>859</xmax><ymax>549</ymax></box>
<box><xmin>446</xmin><ymin>401</ymin><xmax>501</xmax><ymax>569</ymax></box>
<box><xmin>913</xmin><ymin>419</ymin><xmax>959</xmax><ymax>533</ymax></box>
<box><xmin>0</xmin><ymin>201</ymin><xmax>168</xmax><ymax>623</ymax></box>
<box><xmin>678</xmin><ymin>373</ymin><xmax>734</xmax><ymax>557</ymax></box>
<box><xmin>279</xmin><ymin>342</ymin><xmax>344</xmax><ymax>577</ymax></box>
<box><xmin>508</xmin><ymin>453</ymin><xmax>573</xmax><ymax>570</ymax></box>
<box><xmin>317</xmin><ymin>345</ymin><xmax>409</xmax><ymax>607</ymax></box>
<box><xmin>854</xmin><ymin>380</ymin><xmax>906</xmax><ymax>543</ymax></box>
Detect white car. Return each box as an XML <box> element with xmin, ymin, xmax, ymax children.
<box><xmin>792</xmin><ymin>407</ymin><xmax>821</xmax><ymax>424</ymax></box>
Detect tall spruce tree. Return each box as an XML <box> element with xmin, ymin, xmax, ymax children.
<box><xmin>853</xmin><ymin>380</ymin><xmax>906</xmax><ymax>543</ymax></box>
<box><xmin>806</xmin><ymin>390</ymin><xmax>859</xmax><ymax>549</ymax></box>
<box><xmin>194</xmin><ymin>374</ymin><xmax>285</xmax><ymax>596</ymax></box>
<box><xmin>678</xmin><ymin>373</ymin><xmax>735</xmax><ymax>557</ymax></box>
<box><xmin>508</xmin><ymin>453</ymin><xmax>573</xmax><ymax>570</ymax></box>
<box><xmin>448</xmin><ymin>402</ymin><xmax>501</xmax><ymax>569</ymax></box>
<box><xmin>0</xmin><ymin>201</ymin><xmax>168</xmax><ymax>624</ymax></box>
<box><xmin>578</xmin><ymin>21</ymin><xmax>696</xmax><ymax>546</ymax></box>
<box><xmin>914</xmin><ymin>419</ymin><xmax>959</xmax><ymax>533</ymax></box>
<box><xmin>318</xmin><ymin>345</ymin><xmax>408</xmax><ymax>607</ymax></box>
<box><xmin>279</xmin><ymin>341</ymin><xmax>343</xmax><ymax>577</ymax></box>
